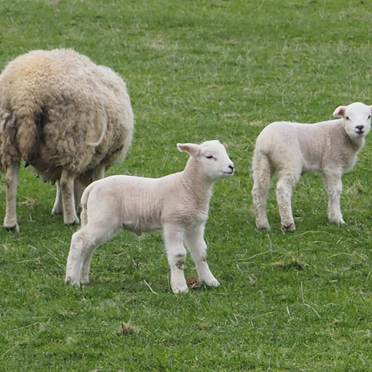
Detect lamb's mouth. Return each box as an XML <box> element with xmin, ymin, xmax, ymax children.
<box><xmin>355</xmin><ymin>130</ymin><xmax>364</xmax><ymax>136</ymax></box>
<box><xmin>223</xmin><ymin>171</ymin><xmax>234</xmax><ymax>175</ymax></box>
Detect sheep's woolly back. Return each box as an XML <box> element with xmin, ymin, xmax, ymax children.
<box><xmin>0</xmin><ymin>49</ymin><xmax>134</xmax><ymax>179</ymax></box>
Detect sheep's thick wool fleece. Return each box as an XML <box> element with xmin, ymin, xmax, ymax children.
<box><xmin>0</xmin><ymin>49</ymin><xmax>133</xmax><ymax>180</ymax></box>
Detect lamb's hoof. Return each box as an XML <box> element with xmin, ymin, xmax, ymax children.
<box><xmin>171</xmin><ymin>285</ymin><xmax>189</xmax><ymax>294</ymax></box>
<box><xmin>282</xmin><ymin>223</ymin><xmax>296</xmax><ymax>232</ymax></box>
<box><xmin>256</xmin><ymin>224</ymin><xmax>271</xmax><ymax>231</ymax></box>
<box><xmin>65</xmin><ymin>276</ymin><xmax>81</xmax><ymax>287</ymax></box>
<box><xmin>4</xmin><ymin>223</ymin><xmax>19</xmax><ymax>233</ymax></box>
<box><xmin>79</xmin><ymin>277</ymin><xmax>90</xmax><ymax>285</ymax></box>
<box><xmin>329</xmin><ymin>218</ymin><xmax>346</xmax><ymax>226</ymax></box>
<box><xmin>204</xmin><ymin>278</ymin><xmax>220</xmax><ymax>288</ymax></box>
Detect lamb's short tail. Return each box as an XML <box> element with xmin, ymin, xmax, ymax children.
<box><xmin>80</xmin><ymin>182</ymin><xmax>96</xmax><ymax>226</ymax></box>
<box><xmin>252</xmin><ymin>148</ymin><xmax>272</xmax><ymax>191</ymax></box>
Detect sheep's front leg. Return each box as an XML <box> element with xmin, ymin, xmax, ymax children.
<box><xmin>74</xmin><ymin>180</ymin><xmax>83</xmax><ymax>214</ymax></box>
<box><xmin>163</xmin><ymin>224</ymin><xmax>188</xmax><ymax>294</ymax></box>
<box><xmin>323</xmin><ymin>171</ymin><xmax>345</xmax><ymax>225</ymax></box>
<box><xmin>60</xmin><ymin>169</ymin><xmax>79</xmax><ymax>225</ymax></box>
<box><xmin>276</xmin><ymin>171</ymin><xmax>300</xmax><ymax>231</ymax></box>
<box><xmin>3</xmin><ymin>163</ymin><xmax>20</xmax><ymax>232</ymax></box>
<box><xmin>51</xmin><ymin>180</ymin><xmax>62</xmax><ymax>215</ymax></box>
<box><xmin>185</xmin><ymin>224</ymin><xmax>220</xmax><ymax>288</ymax></box>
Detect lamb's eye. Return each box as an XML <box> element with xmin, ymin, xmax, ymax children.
<box><xmin>206</xmin><ymin>155</ymin><xmax>215</xmax><ymax>160</ymax></box>
<box><xmin>346</xmin><ymin>116</ymin><xmax>350</xmax><ymax>120</ymax></box>
<box><xmin>368</xmin><ymin>115</ymin><xmax>371</xmax><ymax>119</ymax></box>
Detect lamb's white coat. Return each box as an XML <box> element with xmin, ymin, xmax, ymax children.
<box><xmin>252</xmin><ymin>102</ymin><xmax>371</xmax><ymax>231</ymax></box>
<box><xmin>65</xmin><ymin>140</ymin><xmax>234</xmax><ymax>294</ymax></box>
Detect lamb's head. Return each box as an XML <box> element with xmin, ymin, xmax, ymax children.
<box><xmin>333</xmin><ymin>102</ymin><xmax>371</xmax><ymax>140</ymax></box>
<box><xmin>177</xmin><ymin>140</ymin><xmax>234</xmax><ymax>180</ymax></box>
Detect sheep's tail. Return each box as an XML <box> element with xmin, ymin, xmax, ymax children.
<box><xmin>80</xmin><ymin>182</ymin><xmax>96</xmax><ymax>226</ymax></box>
<box><xmin>87</xmin><ymin>118</ymin><xmax>107</xmax><ymax>147</ymax></box>
<box><xmin>16</xmin><ymin>114</ymin><xmax>39</xmax><ymax>161</ymax></box>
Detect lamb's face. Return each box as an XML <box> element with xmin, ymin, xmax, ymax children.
<box><xmin>177</xmin><ymin>140</ymin><xmax>235</xmax><ymax>180</ymax></box>
<box><xmin>333</xmin><ymin>102</ymin><xmax>372</xmax><ymax>140</ymax></box>
<box><xmin>198</xmin><ymin>140</ymin><xmax>235</xmax><ymax>179</ymax></box>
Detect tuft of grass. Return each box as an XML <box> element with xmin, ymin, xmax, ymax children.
<box><xmin>118</xmin><ymin>322</ymin><xmax>139</xmax><ymax>336</ymax></box>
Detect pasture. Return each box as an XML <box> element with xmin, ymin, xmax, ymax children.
<box><xmin>0</xmin><ymin>0</ymin><xmax>371</xmax><ymax>370</ymax></box>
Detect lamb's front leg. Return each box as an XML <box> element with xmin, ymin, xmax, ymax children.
<box><xmin>163</xmin><ymin>224</ymin><xmax>188</xmax><ymax>294</ymax></box>
<box><xmin>323</xmin><ymin>171</ymin><xmax>345</xmax><ymax>225</ymax></box>
<box><xmin>185</xmin><ymin>224</ymin><xmax>220</xmax><ymax>288</ymax></box>
<box><xmin>3</xmin><ymin>163</ymin><xmax>20</xmax><ymax>232</ymax></box>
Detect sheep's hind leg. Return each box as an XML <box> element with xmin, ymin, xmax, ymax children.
<box><xmin>185</xmin><ymin>224</ymin><xmax>220</xmax><ymax>288</ymax></box>
<box><xmin>276</xmin><ymin>170</ymin><xmax>300</xmax><ymax>232</ymax></box>
<box><xmin>252</xmin><ymin>153</ymin><xmax>272</xmax><ymax>230</ymax></box>
<box><xmin>323</xmin><ymin>171</ymin><xmax>345</xmax><ymax>225</ymax></box>
<box><xmin>3</xmin><ymin>163</ymin><xmax>20</xmax><ymax>232</ymax></box>
<box><xmin>163</xmin><ymin>224</ymin><xmax>188</xmax><ymax>294</ymax></box>
<box><xmin>51</xmin><ymin>181</ymin><xmax>62</xmax><ymax>215</ymax></box>
<box><xmin>60</xmin><ymin>169</ymin><xmax>79</xmax><ymax>225</ymax></box>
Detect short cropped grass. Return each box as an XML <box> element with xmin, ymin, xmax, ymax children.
<box><xmin>0</xmin><ymin>0</ymin><xmax>371</xmax><ymax>370</ymax></box>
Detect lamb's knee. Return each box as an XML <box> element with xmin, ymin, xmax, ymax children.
<box><xmin>276</xmin><ymin>174</ymin><xmax>299</xmax><ymax>197</ymax></box>
<box><xmin>327</xmin><ymin>184</ymin><xmax>342</xmax><ymax>199</ymax></box>
<box><xmin>171</xmin><ymin>252</ymin><xmax>186</xmax><ymax>270</ymax></box>
<box><xmin>276</xmin><ymin>182</ymin><xmax>290</xmax><ymax>200</ymax></box>
<box><xmin>70</xmin><ymin>232</ymin><xmax>89</xmax><ymax>256</ymax></box>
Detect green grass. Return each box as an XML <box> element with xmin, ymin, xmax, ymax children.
<box><xmin>1</xmin><ymin>0</ymin><xmax>372</xmax><ymax>370</ymax></box>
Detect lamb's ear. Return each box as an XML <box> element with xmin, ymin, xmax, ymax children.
<box><xmin>177</xmin><ymin>143</ymin><xmax>201</xmax><ymax>156</ymax></box>
<box><xmin>333</xmin><ymin>106</ymin><xmax>346</xmax><ymax>118</ymax></box>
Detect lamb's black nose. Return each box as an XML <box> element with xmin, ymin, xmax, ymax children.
<box><xmin>228</xmin><ymin>164</ymin><xmax>234</xmax><ymax>171</ymax></box>
<box><xmin>356</xmin><ymin>125</ymin><xmax>364</xmax><ymax>131</ymax></box>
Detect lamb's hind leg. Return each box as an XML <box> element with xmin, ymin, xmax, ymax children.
<box><xmin>163</xmin><ymin>224</ymin><xmax>188</xmax><ymax>294</ymax></box>
<box><xmin>60</xmin><ymin>169</ymin><xmax>79</xmax><ymax>225</ymax></box>
<box><xmin>3</xmin><ymin>163</ymin><xmax>20</xmax><ymax>232</ymax></box>
<box><xmin>65</xmin><ymin>223</ymin><xmax>119</xmax><ymax>285</ymax></box>
<box><xmin>252</xmin><ymin>151</ymin><xmax>272</xmax><ymax>230</ymax></box>
<box><xmin>276</xmin><ymin>169</ymin><xmax>301</xmax><ymax>231</ymax></box>
<box><xmin>185</xmin><ymin>224</ymin><xmax>220</xmax><ymax>288</ymax></box>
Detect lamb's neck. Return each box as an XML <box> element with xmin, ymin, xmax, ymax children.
<box><xmin>341</xmin><ymin>128</ymin><xmax>365</xmax><ymax>153</ymax></box>
<box><xmin>180</xmin><ymin>159</ymin><xmax>214</xmax><ymax>209</ymax></box>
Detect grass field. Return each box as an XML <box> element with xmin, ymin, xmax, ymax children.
<box><xmin>1</xmin><ymin>0</ymin><xmax>372</xmax><ymax>370</ymax></box>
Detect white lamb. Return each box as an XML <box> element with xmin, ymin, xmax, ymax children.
<box><xmin>65</xmin><ymin>140</ymin><xmax>234</xmax><ymax>294</ymax></box>
<box><xmin>252</xmin><ymin>102</ymin><xmax>371</xmax><ymax>231</ymax></box>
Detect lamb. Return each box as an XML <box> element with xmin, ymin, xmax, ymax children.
<box><xmin>65</xmin><ymin>140</ymin><xmax>234</xmax><ymax>294</ymax></box>
<box><xmin>0</xmin><ymin>49</ymin><xmax>134</xmax><ymax>231</ymax></box>
<box><xmin>252</xmin><ymin>102</ymin><xmax>371</xmax><ymax>231</ymax></box>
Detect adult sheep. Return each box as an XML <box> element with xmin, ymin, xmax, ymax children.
<box><xmin>0</xmin><ymin>49</ymin><xmax>134</xmax><ymax>231</ymax></box>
